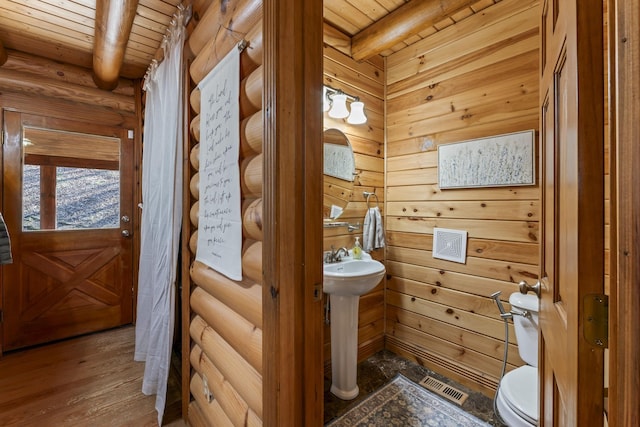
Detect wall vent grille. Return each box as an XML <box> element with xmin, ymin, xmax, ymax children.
<box><xmin>419</xmin><ymin>375</ymin><xmax>469</xmax><ymax>406</ymax></box>
<box><xmin>432</xmin><ymin>227</ymin><xmax>467</xmax><ymax>264</ymax></box>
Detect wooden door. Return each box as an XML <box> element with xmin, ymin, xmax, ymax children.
<box><xmin>2</xmin><ymin>111</ymin><xmax>134</xmax><ymax>351</ymax></box>
<box><xmin>538</xmin><ymin>0</ymin><xmax>605</xmax><ymax>425</ymax></box>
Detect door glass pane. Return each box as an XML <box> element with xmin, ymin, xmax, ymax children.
<box><xmin>22</xmin><ymin>164</ymin><xmax>41</xmax><ymax>230</ymax></box>
<box><xmin>21</xmin><ymin>126</ymin><xmax>121</xmax><ymax>231</ymax></box>
<box><xmin>56</xmin><ymin>167</ymin><xmax>120</xmax><ymax>229</ymax></box>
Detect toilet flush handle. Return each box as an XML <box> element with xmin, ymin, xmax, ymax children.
<box><xmin>519</xmin><ymin>280</ymin><xmax>541</xmax><ymax>298</ymax></box>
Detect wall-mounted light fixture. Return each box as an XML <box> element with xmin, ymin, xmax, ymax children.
<box><xmin>323</xmin><ymin>86</ymin><xmax>367</xmax><ymax>125</ymax></box>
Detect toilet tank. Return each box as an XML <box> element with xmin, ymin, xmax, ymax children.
<box><xmin>509</xmin><ymin>292</ymin><xmax>539</xmax><ymax>367</ymax></box>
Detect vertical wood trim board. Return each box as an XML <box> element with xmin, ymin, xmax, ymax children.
<box><xmin>611</xmin><ymin>0</ymin><xmax>640</xmax><ymax>424</ymax></box>
<box><xmin>263</xmin><ymin>0</ymin><xmax>324</xmax><ymax>425</ymax></box>
<box><xmin>384</xmin><ymin>0</ymin><xmax>541</xmax><ymax>397</ymax></box>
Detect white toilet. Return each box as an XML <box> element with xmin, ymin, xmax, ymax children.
<box><xmin>496</xmin><ymin>292</ymin><xmax>539</xmax><ymax>426</ymax></box>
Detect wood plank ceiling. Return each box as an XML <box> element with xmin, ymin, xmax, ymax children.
<box><xmin>0</xmin><ymin>0</ymin><xmax>498</xmax><ymax>84</ymax></box>
<box><xmin>0</xmin><ymin>0</ymin><xmax>181</xmax><ymax>80</ymax></box>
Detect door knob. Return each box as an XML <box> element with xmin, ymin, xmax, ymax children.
<box><xmin>519</xmin><ymin>280</ymin><xmax>541</xmax><ymax>298</ymax></box>
<box><xmin>121</xmin><ymin>215</ymin><xmax>130</xmax><ymax>223</ymax></box>
<box><xmin>122</xmin><ymin>230</ymin><xmax>131</xmax><ymax>237</ymax></box>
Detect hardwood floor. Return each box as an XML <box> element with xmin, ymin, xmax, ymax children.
<box><xmin>0</xmin><ymin>326</ymin><xmax>183</xmax><ymax>426</ymax></box>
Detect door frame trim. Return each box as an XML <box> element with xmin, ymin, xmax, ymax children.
<box><xmin>263</xmin><ymin>0</ymin><xmax>324</xmax><ymax>425</ymax></box>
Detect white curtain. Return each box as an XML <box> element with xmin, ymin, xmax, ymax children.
<box><xmin>134</xmin><ymin>6</ymin><xmax>186</xmax><ymax>425</ymax></box>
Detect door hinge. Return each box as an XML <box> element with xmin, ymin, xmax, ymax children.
<box><xmin>0</xmin><ymin>309</ymin><xmax>3</xmax><ymax>323</ymax></box>
<box><xmin>584</xmin><ymin>294</ymin><xmax>608</xmax><ymax>348</ymax></box>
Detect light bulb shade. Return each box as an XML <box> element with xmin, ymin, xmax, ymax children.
<box><xmin>323</xmin><ymin>87</ymin><xmax>331</xmax><ymax>112</ymax></box>
<box><xmin>328</xmin><ymin>94</ymin><xmax>349</xmax><ymax>118</ymax></box>
<box><xmin>347</xmin><ymin>101</ymin><xmax>367</xmax><ymax>124</ymax></box>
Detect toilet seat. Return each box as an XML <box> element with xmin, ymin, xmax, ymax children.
<box><xmin>500</xmin><ymin>365</ymin><xmax>538</xmax><ymax>425</ymax></box>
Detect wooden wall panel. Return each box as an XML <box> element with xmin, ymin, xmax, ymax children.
<box><xmin>186</xmin><ymin>1</ymin><xmax>263</xmax><ymax>423</ymax></box>
<box><xmin>384</xmin><ymin>0</ymin><xmax>540</xmax><ymax>396</ymax></box>
<box><xmin>323</xmin><ymin>46</ymin><xmax>385</xmax><ymax>371</ymax></box>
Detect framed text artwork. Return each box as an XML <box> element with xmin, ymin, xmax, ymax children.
<box><xmin>438</xmin><ymin>130</ymin><xmax>536</xmax><ymax>189</ymax></box>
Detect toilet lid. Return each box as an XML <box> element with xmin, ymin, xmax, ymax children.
<box><xmin>502</xmin><ymin>366</ymin><xmax>538</xmax><ymax>424</ymax></box>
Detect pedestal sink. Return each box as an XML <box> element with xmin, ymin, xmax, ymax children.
<box><xmin>323</xmin><ymin>252</ymin><xmax>385</xmax><ymax>400</ymax></box>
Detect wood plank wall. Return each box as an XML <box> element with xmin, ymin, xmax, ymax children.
<box><xmin>185</xmin><ymin>0</ymin><xmax>264</xmax><ymax>425</ymax></box>
<box><xmin>322</xmin><ymin>45</ymin><xmax>385</xmax><ymax>372</ymax></box>
<box><xmin>384</xmin><ymin>0</ymin><xmax>540</xmax><ymax>396</ymax></box>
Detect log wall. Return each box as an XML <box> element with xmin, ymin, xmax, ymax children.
<box><xmin>185</xmin><ymin>0</ymin><xmax>264</xmax><ymax>425</ymax></box>
<box><xmin>0</xmin><ymin>50</ymin><xmax>137</xmax><ymax>121</ymax></box>
<box><xmin>322</xmin><ymin>46</ymin><xmax>385</xmax><ymax>373</ymax></box>
<box><xmin>384</xmin><ymin>0</ymin><xmax>540</xmax><ymax>396</ymax></box>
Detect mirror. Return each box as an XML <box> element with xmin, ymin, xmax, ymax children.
<box><xmin>323</xmin><ymin>128</ymin><xmax>355</xmax><ymax>220</ymax></box>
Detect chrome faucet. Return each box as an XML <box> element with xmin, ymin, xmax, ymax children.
<box><xmin>324</xmin><ymin>245</ymin><xmax>350</xmax><ymax>263</ymax></box>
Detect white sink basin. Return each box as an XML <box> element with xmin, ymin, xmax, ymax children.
<box><xmin>323</xmin><ymin>252</ymin><xmax>386</xmax><ymax>400</ymax></box>
<box><xmin>323</xmin><ymin>256</ymin><xmax>386</xmax><ymax>296</ymax></box>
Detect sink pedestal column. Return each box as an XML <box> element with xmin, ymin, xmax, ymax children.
<box><xmin>329</xmin><ymin>294</ymin><xmax>360</xmax><ymax>400</ymax></box>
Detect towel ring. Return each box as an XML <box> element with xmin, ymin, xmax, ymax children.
<box><xmin>363</xmin><ymin>191</ymin><xmax>379</xmax><ymax>210</ymax></box>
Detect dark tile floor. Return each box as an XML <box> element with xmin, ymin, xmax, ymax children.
<box><xmin>323</xmin><ymin>350</ymin><xmax>507</xmax><ymax>426</ymax></box>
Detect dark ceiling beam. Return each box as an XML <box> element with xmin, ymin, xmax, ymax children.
<box><xmin>351</xmin><ymin>0</ymin><xmax>473</xmax><ymax>61</ymax></box>
<box><xmin>93</xmin><ymin>0</ymin><xmax>139</xmax><ymax>90</ymax></box>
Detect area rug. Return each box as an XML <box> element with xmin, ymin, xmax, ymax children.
<box><xmin>326</xmin><ymin>374</ymin><xmax>491</xmax><ymax>427</ymax></box>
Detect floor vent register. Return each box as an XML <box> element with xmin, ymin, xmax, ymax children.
<box><xmin>419</xmin><ymin>375</ymin><xmax>469</xmax><ymax>406</ymax></box>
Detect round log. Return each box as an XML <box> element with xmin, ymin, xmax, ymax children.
<box><xmin>190</xmin><ymin>23</ymin><xmax>262</xmax><ymax>113</ymax></box>
<box><xmin>190</xmin><ymin>315</ymin><xmax>263</xmax><ymax>419</ymax></box>
<box><xmin>191</xmin><ymin>286</ymin><xmax>262</xmax><ymax>373</ymax></box>
<box><xmin>240</xmin><ymin>65</ymin><xmax>262</xmax><ymax>117</ymax></box>
<box><xmin>242</xmin><ymin>198</ymin><xmax>263</xmax><ymax>241</ymax></box>
<box><xmin>189</xmin><ymin>1</ymin><xmax>263</xmax><ymax>83</ymax></box>
<box><xmin>241</xmin><ymin>153</ymin><xmax>263</xmax><ymax>197</ymax></box>
<box><xmin>190</xmin><ymin>87</ymin><xmax>200</xmax><ymax>114</ymax></box>
<box><xmin>247</xmin><ymin>409</ymin><xmax>261</xmax><ymax>427</ymax></box>
<box><xmin>190</xmin><ymin>260</ymin><xmax>262</xmax><ymax>328</ymax></box>
<box><xmin>189</xmin><ymin>372</ymin><xmax>235</xmax><ymax>426</ymax></box>
<box><xmin>192</xmin><ymin>0</ymin><xmax>216</xmax><ymax>22</ymax></box>
<box><xmin>93</xmin><ymin>0</ymin><xmax>139</xmax><ymax>90</ymax></box>
<box><xmin>187</xmin><ymin>401</ymin><xmax>209</xmax><ymax>427</ymax></box>
<box><xmin>351</xmin><ymin>0</ymin><xmax>474</xmax><ymax>61</ymax></box>
<box><xmin>191</xmin><ymin>114</ymin><xmax>200</xmax><ymax>141</ymax></box>
<box><xmin>240</xmin><ymin>23</ymin><xmax>263</xmax><ymax>76</ymax></box>
<box><xmin>189</xmin><ymin>344</ymin><xmax>249</xmax><ymax>427</ymax></box>
<box><xmin>191</xmin><ymin>201</ymin><xmax>199</xmax><ymax>227</ymax></box>
<box><xmin>0</xmin><ymin>68</ymin><xmax>135</xmax><ymax>113</ymax></box>
<box><xmin>240</xmin><ymin>110</ymin><xmax>263</xmax><ymax>157</ymax></box>
<box><xmin>242</xmin><ymin>240</ymin><xmax>262</xmax><ymax>284</ymax></box>
<box><xmin>190</xmin><ymin>172</ymin><xmax>200</xmax><ymax>199</ymax></box>
<box><xmin>3</xmin><ymin>50</ymin><xmax>135</xmax><ymax>96</ymax></box>
<box><xmin>190</xmin><ymin>230</ymin><xmax>199</xmax><ymax>255</ymax></box>
<box><xmin>191</xmin><ymin>143</ymin><xmax>200</xmax><ymax>169</ymax></box>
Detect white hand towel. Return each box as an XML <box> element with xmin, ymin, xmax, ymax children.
<box><xmin>0</xmin><ymin>213</ymin><xmax>13</xmax><ymax>265</ymax></box>
<box><xmin>363</xmin><ymin>206</ymin><xmax>385</xmax><ymax>251</ymax></box>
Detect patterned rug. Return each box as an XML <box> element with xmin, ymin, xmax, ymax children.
<box><xmin>326</xmin><ymin>374</ymin><xmax>491</xmax><ymax>427</ymax></box>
